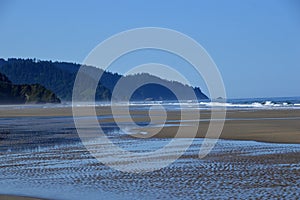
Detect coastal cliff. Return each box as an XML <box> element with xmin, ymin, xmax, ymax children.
<box><xmin>0</xmin><ymin>72</ymin><xmax>61</xmax><ymax>104</ymax></box>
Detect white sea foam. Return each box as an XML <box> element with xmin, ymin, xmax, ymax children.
<box><xmin>198</xmin><ymin>101</ymin><xmax>300</xmax><ymax>109</ymax></box>
<box><xmin>127</xmin><ymin>100</ymin><xmax>300</xmax><ymax>110</ymax></box>
<box><xmin>1</xmin><ymin>98</ymin><xmax>300</xmax><ymax>111</ymax></box>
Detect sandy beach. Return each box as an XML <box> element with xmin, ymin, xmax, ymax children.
<box><xmin>0</xmin><ymin>195</ymin><xmax>44</xmax><ymax>200</ymax></box>
<box><xmin>0</xmin><ymin>106</ymin><xmax>300</xmax><ymax>199</ymax></box>
<box><xmin>1</xmin><ymin>106</ymin><xmax>299</xmax><ymax>144</ymax></box>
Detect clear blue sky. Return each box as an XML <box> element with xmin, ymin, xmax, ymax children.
<box><xmin>0</xmin><ymin>0</ymin><xmax>299</xmax><ymax>98</ymax></box>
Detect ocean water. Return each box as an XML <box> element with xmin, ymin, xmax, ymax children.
<box><xmin>1</xmin><ymin>96</ymin><xmax>299</xmax><ymax>111</ymax></box>
<box><xmin>127</xmin><ymin>96</ymin><xmax>300</xmax><ymax>110</ymax></box>
<box><xmin>0</xmin><ymin>97</ymin><xmax>300</xmax><ymax>199</ymax></box>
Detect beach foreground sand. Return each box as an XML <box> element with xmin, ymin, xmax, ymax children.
<box><xmin>0</xmin><ymin>195</ymin><xmax>43</xmax><ymax>200</ymax></box>
<box><xmin>1</xmin><ymin>106</ymin><xmax>299</xmax><ymax>144</ymax></box>
<box><xmin>0</xmin><ymin>106</ymin><xmax>299</xmax><ymax>199</ymax></box>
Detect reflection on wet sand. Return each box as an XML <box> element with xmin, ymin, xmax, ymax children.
<box><xmin>0</xmin><ymin>108</ymin><xmax>300</xmax><ymax>199</ymax></box>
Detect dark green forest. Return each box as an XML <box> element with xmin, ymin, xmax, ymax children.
<box><xmin>0</xmin><ymin>72</ymin><xmax>60</xmax><ymax>104</ymax></box>
<box><xmin>0</xmin><ymin>58</ymin><xmax>208</xmax><ymax>101</ymax></box>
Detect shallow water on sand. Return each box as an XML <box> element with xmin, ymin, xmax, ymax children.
<box><xmin>0</xmin><ymin>116</ymin><xmax>300</xmax><ymax>199</ymax></box>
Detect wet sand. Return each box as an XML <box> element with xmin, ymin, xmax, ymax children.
<box><xmin>1</xmin><ymin>137</ymin><xmax>299</xmax><ymax>199</ymax></box>
<box><xmin>1</xmin><ymin>107</ymin><xmax>299</xmax><ymax>144</ymax></box>
<box><xmin>0</xmin><ymin>195</ymin><xmax>44</xmax><ymax>200</ymax></box>
<box><xmin>0</xmin><ymin>107</ymin><xmax>300</xmax><ymax>199</ymax></box>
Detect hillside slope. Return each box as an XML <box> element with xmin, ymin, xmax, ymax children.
<box><xmin>0</xmin><ymin>72</ymin><xmax>61</xmax><ymax>104</ymax></box>
<box><xmin>0</xmin><ymin>58</ymin><xmax>208</xmax><ymax>101</ymax></box>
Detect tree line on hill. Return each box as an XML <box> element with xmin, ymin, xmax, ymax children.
<box><xmin>0</xmin><ymin>58</ymin><xmax>208</xmax><ymax>102</ymax></box>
